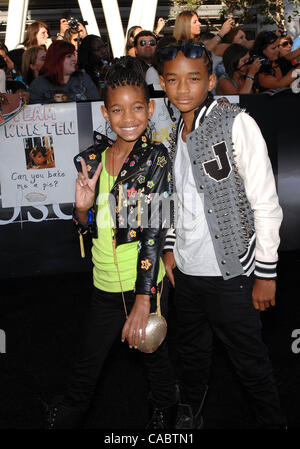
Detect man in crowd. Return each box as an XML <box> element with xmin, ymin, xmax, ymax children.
<box><xmin>134</xmin><ymin>31</ymin><xmax>157</xmax><ymax>73</ymax></box>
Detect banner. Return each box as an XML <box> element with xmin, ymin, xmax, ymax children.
<box><xmin>0</xmin><ymin>102</ymin><xmax>79</xmax><ymax>207</ymax></box>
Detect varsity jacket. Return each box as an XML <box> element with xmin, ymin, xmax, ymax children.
<box><xmin>164</xmin><ymin>99</ymin><xmax>283</xmax><ymax>280</ymax></box>
<box><xmin>73</xmin><ymin>131</ymin><xmax>172</xmax><ymax>296</ymax></box>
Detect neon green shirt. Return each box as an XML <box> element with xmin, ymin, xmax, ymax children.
<box><xmin>92</xmin><ymin>149</ymin><xmax>164</xmax><ymax>293</ymax></box>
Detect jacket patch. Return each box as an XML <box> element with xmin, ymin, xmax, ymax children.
<box><xmin>141</xmin><ymin>259</ymin><xmax>152</xmax><ymax>270</ymax></box>
<box><xmin>157</xmin><ymin>156</ymin><xmax>167</xmax><ymax>168</ymax></box>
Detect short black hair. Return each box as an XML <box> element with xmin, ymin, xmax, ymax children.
<box><xmin>157</xmin><ymin>39</ymin><xmax>212</xmax><ymax>76</ymax></box>
<box><xmin>103</xmin><ymin>55</ymin><xmax>150</xmax><ymax>107</ymax></box>
<box><xmin>134</xmin><ymin>30</ymin><xmax>157</xmax><ymax>48</ymax></box>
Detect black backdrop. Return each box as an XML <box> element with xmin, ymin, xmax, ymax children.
<box><xmin>0</xmin><ymin>93</ymin><xmax>299</xmax><ymax>279</ymax></box>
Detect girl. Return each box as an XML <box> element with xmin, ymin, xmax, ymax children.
<box><xmin>29</xmin><ymin>40</ymin><xmax>99</xmax><ymax>104</ymax></box>
<box><xmin>216</xmin><ymin>43</ymin><xmax>261</xmax><ymax>95</ymax></box>
<box><xmin>21</xmin><ymin>45</ymin><xmax>46</xmax><ymax>87</ymax></box>
<box><xmin>45</xmin><ymin>56</ymin><xmax>177</xmax><ymax>429</ymax></box>
<box><xmin>22</xmin><ymin>20</ymin><xmax>51</xmax><ymax>49</ymax></box>
<box><xmin>125</xmin><ymin>26</ymin><xmax>143</xmax><ymax>57</ymax></box>
<box><xmin>173</xmin><ymin>9</ymin><xmax>234</xmax><ymax>53</ymax></box>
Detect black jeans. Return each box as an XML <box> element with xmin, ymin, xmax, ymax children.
<box><xmin>173</xmin><ymin>267</ymin><xmax>285</xmax><ymax>428</ymax></box>
<box><xmin>64</xmin><ymin>278</ymin><xmax>176</xmax><ymax>410</ymax></box>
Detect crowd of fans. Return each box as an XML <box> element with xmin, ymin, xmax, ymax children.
<box><xmin>0</xmin><ymin>10</ymin><xmax>300</xmax><ymax>103</ymax></box>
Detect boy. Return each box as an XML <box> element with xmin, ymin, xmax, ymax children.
<box><xmin>157</xmin><ymin>40</ymin><xmax>285</xmax><ymax>429</ymax></box>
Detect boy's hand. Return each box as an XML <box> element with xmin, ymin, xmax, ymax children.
<box><xmin>121</xmin><ymin>294</ymin><xmax>150</xmax><ymax>348</ymax></box>
<box><xmin>163</xmin><ymin>251</ymin><xmax>176</xmax><ymax>288</ymax></box>
<box><xmin>252</xmin><ymin>279</ymin><xmax>276</xmax><ymax>311</ymax></box>
<box><xmin>75</xmin><ymin>158</ymin><xmax>102</xmax><ymax>219</ymax></box>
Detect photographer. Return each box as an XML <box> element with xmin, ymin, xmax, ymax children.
<box><xmin>251</xmin><ymin>31</ymin><xmax>300</xmax><ymax>92</ymax></box>
<box><xmin>57</xmin><ymin>17</ymin><xmax>88</xmax><ymax>50</ymax></box>
<box><xmin>216</xmin><ymin>44</ymin><xmax>261</xmax><ymax>95</ymax></box>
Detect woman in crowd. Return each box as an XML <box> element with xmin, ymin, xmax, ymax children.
<box><xmin>0</xmin><ymin>42</ymin><xmax>14</xmax><ymax>72</ymax></box>
<box><xmin>216</xmin><ymin>43</ymin><xmax>261</xmax><ymax>94</ymax></box>
<box><xmin>251</xmin><ymin>31</ymin><xmax>300</xmax><ymax>92</ymax></box>
<box><xmin>279</xmin><ymin>34</ymin><xmax>300</xmax><ymax>64</ymax></box>
<box><xmin>21</xmin><ymin>45</ymin><xmax>46</xmax><ymax>87</ymax></box>
<box><xmin>77</xmin><ymin>35</ymin><xmax>110</xmax><ymax>99</ymax></box>
<box><xmin>212</xmin><ymin>26</ymin><xmax>255</xmax><ymax>78</ymax></box>
<box><xmin>125</xmin><ymin>26</ymin><xmax>143</xmax><ymax>56</ymax></box>
<box><xmin>29</xmin><ymin>40</ymin><xmax>99</xmax><ymax>104</ymax></box>
<box><xmin>173</xmin><ymin>9</ymin><xmax>234</xmax><ymax>53</ymax></box>
<box><xmin>279</xmin><ymin>34</ymin><xmax>293</xmax><ymax>58</ymax></box>
<box><xmin>22</xmin><ymin>20</ymin><xmax>51</xmax><ymax>49</ymax></box>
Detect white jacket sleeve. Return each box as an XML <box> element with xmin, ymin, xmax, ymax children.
<box><xmin>232</xmin><ymin>112</ymin><xmax>283</xmax><ymax>279</ymax></box>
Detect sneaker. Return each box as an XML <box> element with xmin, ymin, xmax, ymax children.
<box><xmin>146</xmin><ymin>403</ymin><xmax>178</xmax><ymax>429</ymax></box>
<box><xmin>41</xmin><ymin>398</ymin><xmax>87</xmax><ymax>429</ymax></box>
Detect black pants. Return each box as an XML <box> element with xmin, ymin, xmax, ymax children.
<box><xmin>64</xmin><ymin>278</ymin><xmax>176</xmax><ymax>410</ymax></box>
<box><xmin>173</xmin><ymin>267</ymin><xmax>285</xmax><ymax>428</ymax></box>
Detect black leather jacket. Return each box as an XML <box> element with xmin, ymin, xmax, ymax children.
<box><xmin>73</xmin><ymin>131</ymin><xmax>172</xmax><ymax>296</ymax></box>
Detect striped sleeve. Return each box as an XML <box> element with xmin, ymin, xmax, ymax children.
<box><xmin>163</xmin><ymin>226</ymin><xmax>176</xmax><ymax>252</ymax></box>
<box><xmin>255</xmin><ymin>260</ymin><xmax>277</xmax><ymax>280</ymax></box>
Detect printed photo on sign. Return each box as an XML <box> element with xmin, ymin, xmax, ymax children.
<box><xmin>24</xmin><ymin>136</ymin><xmax>55</xmax><ymax>170</ymax></box>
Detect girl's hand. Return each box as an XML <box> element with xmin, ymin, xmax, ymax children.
<box><xmin>59</xmin><ymin>18</ymin><xmax>69</xmax><ymax>35</ymax></box>
<box><xmin>163</xmin><ymin>251</ymin><xmax>176</xmax><ymax>288</ymax></box>
<box><xmin>155</xmin><ymin>18</ymin><xmax>166</xmax><ymax>34</ymax></box>
<box><xmin>219</xmin><ymin>18</ymin><xmax>235</xmax><ymax>37</ymax></box>
<box><xmin>248</xmin><ymin>58</ymin><xmax>262</xmax><ymax>77</ymax></box>
<box><xmin>121</xmin><ymin>294</ymin><xmax>150</xmax><ymax>348</ymax></box>
<box><xmin>75</xmin><ymin>158</ymin><xmax>102</xmax><ymax>216</ymax></box>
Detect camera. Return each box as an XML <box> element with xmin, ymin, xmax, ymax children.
<box><xmin>67</xmin><ymin>17</ymin><xmax>88</xmax><ymax>32</ymax></box>
<box><xmin>246</xmin><ymin>55</ymin><xmax>272</xmax><ymax>70</ymax></box>
<box><xmin>164</xmin><ymin>18</ymin><xmax>175</xmax><ymax>27</ymax></box>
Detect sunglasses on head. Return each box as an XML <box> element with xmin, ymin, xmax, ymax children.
<box><xmin>280</xmin><ymin>40</ymin><xmax>293</xmax><ymax>47</ymax></box>
<box><xmin>157</xmin><ymin>41</ymin><xmax>211</xmax><ymax>63</ymax></box>
<box><xmin>139</xmin><ymin>39</ymin><xmax>156</xmax><ymax>47</ymax></box>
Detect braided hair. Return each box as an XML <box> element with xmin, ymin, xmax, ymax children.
<box><xmin>103</xmin><ymin>55</ymin><xmax>150</xmax><ymax>107</ymax></box>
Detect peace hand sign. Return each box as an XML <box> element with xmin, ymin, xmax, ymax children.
<box><xmin>75</xmin><ymin>158</ymin><xmax>102</xmax><ymax>215</ymax></box>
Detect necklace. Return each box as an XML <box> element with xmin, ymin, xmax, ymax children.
<box><xmin>108</xmin><ymin>141</ymin><xmax>128</xmax><ymax>319</ymax></box>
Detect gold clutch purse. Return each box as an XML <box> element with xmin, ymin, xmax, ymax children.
<box><xmin>136</xmin><ymin>286</ymin><xmax>167</xmax><ymax>353</ymax></box>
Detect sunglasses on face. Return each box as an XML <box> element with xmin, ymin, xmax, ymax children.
<box><xmin>139</xmin><ymin>39</ymin><xmax>156</xmax><ymax>47</ymax></box>
<box><xmin>280</xmin><ymin>40</ymin><xmax>293</xmax><ymax>47</ymax></box>
<box><xmin>157</xmin><ymin>42</ymin><xmax>211</xmax><ymax>64</ymax></box>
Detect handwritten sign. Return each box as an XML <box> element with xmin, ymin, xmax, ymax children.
<box><xmin>0</xmin><ymin>102</ymin><xmax>79</xmax><ymax>207</ymax></box>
